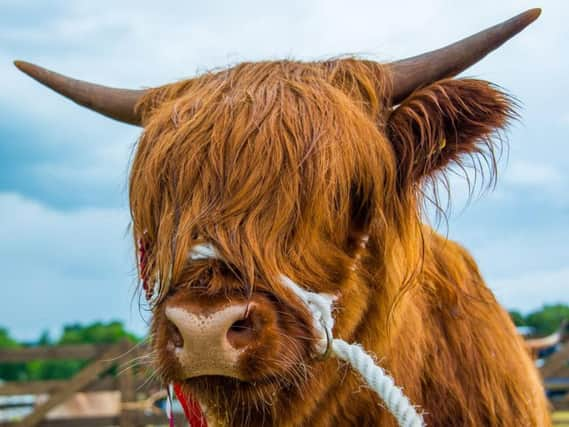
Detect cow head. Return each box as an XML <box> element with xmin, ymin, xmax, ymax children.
<box><xmin>15</xmin><ymin>9</ymin><xmax>540</xmax><ymax>424</ymax></box>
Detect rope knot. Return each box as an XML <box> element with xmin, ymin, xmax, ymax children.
<box><xmin>280</xmin><ymin>275</ymin><xmax>335</xmax><ymax>355</ymax></box>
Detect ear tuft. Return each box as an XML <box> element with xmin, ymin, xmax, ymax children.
<box><xmin>386</xmin><ymin>79</ymin><xmax>517</xmax><ymax>187</ymax></box>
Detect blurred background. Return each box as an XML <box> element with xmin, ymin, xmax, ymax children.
<box><xmin>0</xmin><ymin>0</ymin><xmax>568</xmax><ymax>423</ymax></box>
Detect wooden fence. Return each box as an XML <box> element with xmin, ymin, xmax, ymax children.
<box><xmin>542</xmin><ymin>342</ymin><xmax>569</xmax><ymax>412</ymax></box>
<box><xmin>0</xmin><ymin>341</ymin><xmax>185</xmax><ymax>427</ymax></box>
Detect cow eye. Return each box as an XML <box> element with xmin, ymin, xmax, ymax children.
<box><xmin>195</xmin><ymin>266</ymin><xmax>213</xmax><ymax>288</ymax></box>
<box><xmin>217</xmin><ymin>262</ymin><xmax>239</xmax><ymax>278</ymax></box>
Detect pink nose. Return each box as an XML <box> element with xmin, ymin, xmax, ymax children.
<box><xmin>165</xmin><ymin>302</ymin><xmax>254</xmax><ymax>379</ymax></box>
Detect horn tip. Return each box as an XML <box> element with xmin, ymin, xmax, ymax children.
<box><xmin>13</xmin><ymin>59</ymin><xmax>27</xmax><ymax>71</ymax></box>
<box><xmin>524</xmin><ymin>8</ymin><xmax>542</xmax><ymax>23</ymax></box>
<box><xmin>13</xmin><ymin>60</ymin><xmax>39</xmax><ymax>77</ymax></box>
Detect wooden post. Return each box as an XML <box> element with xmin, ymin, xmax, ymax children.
<box><xmin>118</xmin><ymin>365</ymin><xmax>136</xmax><ymax>427</ymax></box>
<box><xmin>17</xmin><ymin>341</ymin><xmax>129</xmax><ymax>427</ymax></box>
<box><xmin>540</xmin><ymin>343</ymin><xmax>569</xmax><ymax>378</ymax></box>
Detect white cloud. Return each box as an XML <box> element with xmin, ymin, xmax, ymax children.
<box><xmin>504</xmin><ymin>160</ymin><xmax>565</xmax><ymax>187</ymax></box>
<box><xmin>0</xmin><ymin>193</ymin><xmax>147</xmax><ymax>341</ymax></box>
<box><xmin>492</xmin><ymin>267</ymin><xmax>569</xmax><ymax>313</ymax></box>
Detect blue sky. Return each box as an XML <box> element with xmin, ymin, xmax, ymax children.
<box><xmin>1</xmin><ymin>0</ymin><xmax>567</xmax><ymax>341</ymax></box>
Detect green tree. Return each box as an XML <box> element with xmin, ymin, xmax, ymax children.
<box><xmin>509</xmin><ymin>310</ymin><xmax>526</xmax><ymax>327</ymax></box>
<box><xmin>525</xmin><ymin>304</ymin><xmax>569</xmax><ymax>336</ymax></box>
<box><xmin>0</xmin><ymin>322</ymin><xmax>141</xmax><ymax>381</ymax></box>
<box><xmin>0</xmin><ymin>328</ymin><xmax>19</xmax><ymax>349</ymax></box>
<box><xmin>25</xmin><ymin>321</ymin><xmax>140</xmax><ymax>381</ymax></box>
<box><xmin>0</xmin><ymin>327</ymin><xmax>27</xmax><ymax>381</ymax></box>
<box><xmin>59</xmin><ymin>321</ymin><xmax>139</xmax><ymax>345</ymax></box>
<box><xmin>37</xmin><ymin>330</ymin><xmax>51</xmax><ymax>346</ymax></box>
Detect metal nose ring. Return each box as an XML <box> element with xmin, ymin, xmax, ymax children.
<box><xmin>316</xmin><ymin>320</ymin><xmax>333</xmax><ymax>361</ymax></box>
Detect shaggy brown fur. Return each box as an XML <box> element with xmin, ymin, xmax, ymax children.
<box><xmin>129</xmin><ymin>58</ymin><xmax>550</xmax><ymax>426</ymax></box>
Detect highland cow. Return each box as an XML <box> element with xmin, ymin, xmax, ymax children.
<box><xmin>16</xmin><ymin>8</ymin><xmax>550</xmax><ymax>427</ymax></box>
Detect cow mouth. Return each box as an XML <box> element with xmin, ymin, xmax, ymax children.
<box><xmin>181</xmin><ymin>371</ymin><xmax>305</xmax><ymax>403</ymax></box>
<box><xmin>185</xmin><ymin>374</ymin><xmax>273</xmax><ymax>387</ymax></box>
<box><xmin>175</xmin><ymin>374</ymin><xmax>308</xmax><ymax>425</ymax></box>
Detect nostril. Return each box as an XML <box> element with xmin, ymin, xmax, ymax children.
<box><xmin>168</xmin><ymin>321</ymin><xmax>184</xmax><ymax>348</ymax></box>
<box><xmin>229</xmin><ymin>317</ymin><xmax>252</xmax><ymax>332</ymax></box>
<box><xmin>227</xmin><ymin>315</ymin><xmax>255</xmax><ymax>349</ymax></box>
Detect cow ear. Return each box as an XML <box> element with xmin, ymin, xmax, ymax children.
<box><xmin>386</xmin><ymin>79</ymin><xmax>515</xmax><ymax>187</ymax></box>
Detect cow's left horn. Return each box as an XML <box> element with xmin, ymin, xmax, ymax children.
<box><xmin>14</xmin><ymin>60</ymin><xmax>146</xmax><ymax>126</ymax></box>
<box><xmin>389</xmin><ymin>8</ymin><xmax>541</xmax><ymax>105</ymax></box>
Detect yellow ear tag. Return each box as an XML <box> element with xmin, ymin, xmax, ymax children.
<box><xmin>439</xmin><ymin>137</ymin><xmax>447</xmax><ymax>151</ymax></box>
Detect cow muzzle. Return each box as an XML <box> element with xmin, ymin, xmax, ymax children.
<box><xmin>165</xmin><ymin>302</ymin><xmax>255</xmax><ymax>379</ymax></box>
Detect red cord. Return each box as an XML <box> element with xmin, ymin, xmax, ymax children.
<box><xmin>174</xmin><ymin>383</ymin><xmax>208</xmax><ymax>427</ymax></box>
<box><xmin>138</xmin><ymin>237</ymin><xmax>153</xmax><ymax>300</ymax></box>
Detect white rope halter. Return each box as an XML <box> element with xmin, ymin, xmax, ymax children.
<box><xmin>190</xmin><ymin>243</ymin><xmax>425</xmax><ymax>427</ymax></box>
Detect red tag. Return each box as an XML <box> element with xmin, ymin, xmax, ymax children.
<box><xmin>174</xmin><ymin>383</ymin><xmax>208</xmax><ymax>427</ymax></box>
<box><xmin>138</xmin><ymin>237</ymin><xmax>153</xmax><ymax>301</ymax></box>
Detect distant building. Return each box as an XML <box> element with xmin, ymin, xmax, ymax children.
<box><xmin>516</xmin><ymin>326</ymin><xmax>536</xmax><ymax>337</ymax></box>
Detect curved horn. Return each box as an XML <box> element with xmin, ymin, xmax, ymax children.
<box><xmin>389</xmin><ymin>8</ymin><xmax>541</xmax><ymax>104</ymax></box>
<box><xmin>14</xmin><ymin>61</ymin><xmax>147</xmax><ymax>126</ymax></box>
